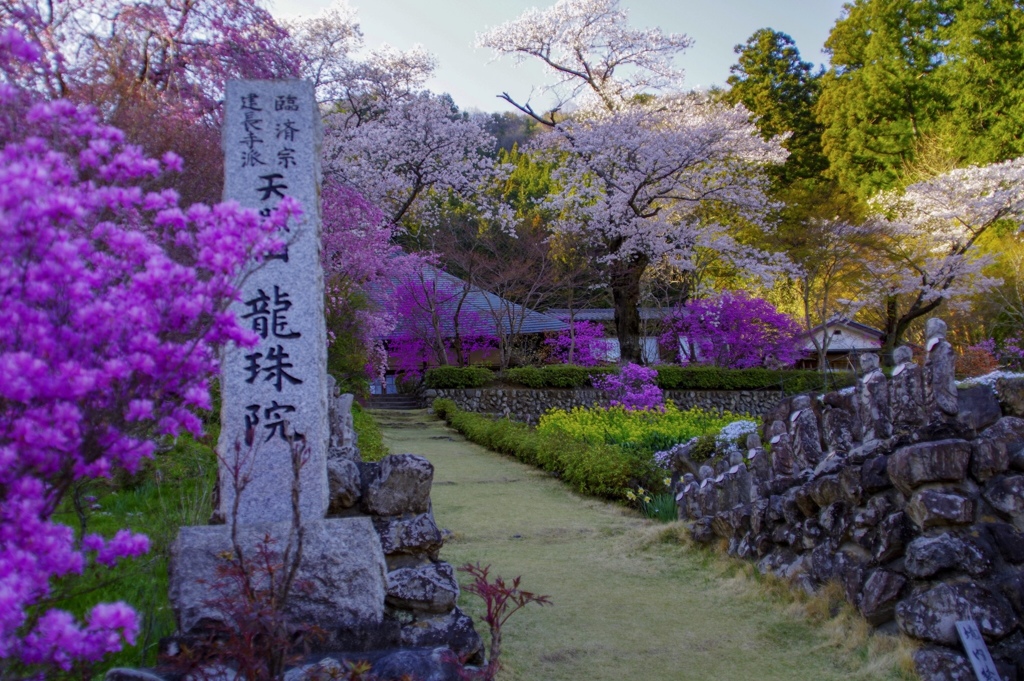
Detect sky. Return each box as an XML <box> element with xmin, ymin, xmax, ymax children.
<box><xmin>267</xmin><ymin>0</ymin><xmax>850</xmax><ymax>113</ymax></box>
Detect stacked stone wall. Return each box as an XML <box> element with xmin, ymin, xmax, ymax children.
<box><xmin>669</xmin><ymin>319</ymin><xmax>1024</xmax><ymax>681</ymax></box>
<box><xmin>325</xmin><ymin>389</ymin><xmax>482</xmax><ymax>663</ymax></box>
<box><xmin>425</xmin><ymin>387</ymin><xmax>782</xmax><ymax>423</ymax></box>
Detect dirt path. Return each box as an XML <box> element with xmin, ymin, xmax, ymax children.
<box><xmin>375</xmin><ymin>409</ymin><xmax>907</xmax><ymax>681</ymax></box>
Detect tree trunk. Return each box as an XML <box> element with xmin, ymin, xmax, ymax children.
<box><xmin>610</xmin><ymin>257</ymin><xmax>647</xmax><ymax>364</ymax></box>
<box><xmin>880</xmin><ymin>294</ymin><xmax>943</xmax><ymax>366</ymax></box>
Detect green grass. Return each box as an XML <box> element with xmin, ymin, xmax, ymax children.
<box><xmin>353</xmin><ymin>402</ymin><xmax>389</xmax><ymax>462</ymax></box>
<box><xmin>377</xmin><ymin>409</ymin><xmax>917</xmax><ymax>681</ymax></box>
<box><xmin>49</xmin><ymin>432</ymin><xmax>218</xmax><ymax>672</ymax></box>
<box><xmin>47</xmin><ymin>404</ymin><xmax>392</xmax><ymax>677</ymax></box>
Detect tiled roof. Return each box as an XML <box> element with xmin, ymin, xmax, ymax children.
<box><xmin>544</xmin><ymin>307</ymin><xmax>671</xmax><ymax>322</ymax></box>
<box><xmin>374</xmin><ymin>264</ymin><xmax>568</xmax><ymax>338</ymax></box>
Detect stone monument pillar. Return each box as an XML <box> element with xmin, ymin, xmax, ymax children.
<box><xmin>169</xmin><ymin>80</ymin><xmax>386</xmax><ymax>647</ymax></box>
<box><xmin>889</xmin><ymin>345</ymin><xmax>925</xmax><ymax>431</ymax></box>
<box><xmin>217</xmin><ymin>80</ymin><xmax>328</xmax><ymax>523</ymax></box>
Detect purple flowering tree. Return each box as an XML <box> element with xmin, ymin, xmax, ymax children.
<box><xmin>593</xmin><ymin>363</ymin><xmax>664</xmax><ymax>411</ymax></box>
<box><xmin>544</xmin><ymin>320</ymin><xmax>608</xmax><ymax>366</ymax></box>
<box><xmin>0</xmin><ymin>30</ymin><xmax>288</xmax><ymax>674</ymax></box>
<box><xmin>661</xmin><ymin>293</ymin><xmax>804</xmax><ymax>369</ymax></box>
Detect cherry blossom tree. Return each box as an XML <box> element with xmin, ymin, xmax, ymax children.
<box><xmin>661</xmin><ymin>293</ymin><xmax>804</xmax><ymax>369</ymax></box>
<box><xmin>286</xmin><ymin>4</ymin><xmax>435</xmax><ymax>112</ymax></box>
<box><xmin>3</xmin><ymin>0</ymin><xmax>301</xmax><ymax>205</ymax></box>
<box><xmin>478</xmin><ymin>0</ymin><xmax>786</xmax><ymax>362</ymax></box>
<box><xmin>0</xmin><ymin>29</ymin><xmax>290</xmax><ymax>675</ymax></box>
<box><xmin>320</xmin><ymin>180</ymin><xmax>409</xmax><ymax>388</ymax></box>
<box><xmin>324</xmin><ymin>92</ymin><xmax>502</xmax><ymax>231</ymax></box>
<box><xmin>866</xmin><ymin>157</ymin><xmax>1024</xmax><ymax>357</ymax></box>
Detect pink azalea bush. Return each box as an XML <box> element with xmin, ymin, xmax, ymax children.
<box><xmin>661</xmin><ymin>292</ymin><xmax>804</xmax><ymax>369</ymax></box>
<box><xmin>593</xmin><ymin>363</ymin><xmax>664</xmax><ymax>411</ymax></box>
<box><xmin>0</xmin><ymin>29</ymin><xmax>288</xmax><ymax>674</ymax></box>
<box><xmin>544</xmin><ymin>320</ymin><xmax>607</xmax><ymax>366</ymax></box>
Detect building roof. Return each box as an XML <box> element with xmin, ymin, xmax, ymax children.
<box><xmin>377</xmin><ymin>264</ymin><xmax>568</xmax><ymax>338</ymax></box>
<box><xmin>544</xmin><ymin>307</ymin><xmax>671</xmax><ymax>322</ymax></box>
<box><xmin>800</xmin><ymin>317</ymin><xmax>884</xmax><ymax>352</ymax></box>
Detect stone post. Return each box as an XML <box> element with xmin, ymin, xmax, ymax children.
<box><xmin>923</xmin><ymin>318</ymin><xmax>958</xmax><ymax>422</ymax></box>
<box><xmin>217</xmin><ymin>80</ymin><xmax>329</xmax><ymax>524</ymax></box>
<box><xmin>890</xmin><ymin>345</ymin><xmax>925</xmax><ymax>431</ymax></box>
<box><xmin>857</xmin><ymin>353</ymin><xmax>892</xmax><ymax>442</ymax></box>
<box><xmin>169</xmin><ymin>81</ymin><xmax>387</xmax><ymax>646</ymax></box>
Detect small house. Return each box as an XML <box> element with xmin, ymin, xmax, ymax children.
<box><xmin>798</xmin><ymin>318</ymin><xmax>884</xmax><ymax>369</ymax></box>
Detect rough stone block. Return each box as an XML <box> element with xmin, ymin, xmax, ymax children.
<box><xmin>984</xmin><ymin>475</ymin><xmax>1024</xmax><ymax>520</ymax></box>
<box><xmin>861</xmin><ymin>455</ymin><xmax>891</xmax><ymax>493</ymax></box>
<box><xmin>906</xmin><ymin>488</ymin><xmax>976</xmax><ymax>529</ymax></box>
<box><xmin>889</xmin><ymin>439</ymin><xmax>971</xmax><ymax>496</ymax></box>
<box><xmin>898</xmin><ymin>582</ymin><xmax>1017</xmax><ymax>645</ymax></box>
<box><xmin>873</xmin><ymin>511</ymin><xmax>909</xmax><ymax>563</ymax></box>
<box><xmin>284</xmin><ymin>648</ymin><xmax>466</xmax><ymax>681</ymax></box>
<box><xmin>364</xmin><ymin>454</ymin><xmax>434</xmax><ymax>516</ymax></box>
<box><xmin>386</xmin><ymin>562</ymin><xmax>459</xmax><ymax>614</ymax></box>
<box><xmin>973</xmin><ymin>439</ymin><xmax>1012</xmax><ymax>482</ymax></box>
<box><xmin>913</xmin><ymin>647</ymin><xmax>975</xmax><ymax>681</ymax></box>
<box><xmin>400</xmin><ymin>607</ymin><xmax>484</xmax><ymax>664</ymax></box>
<box><xmin>958</xmin><ymin>385</ymin><xmax>1004</xmax><ymax>434</ymax></box>
<box><xmin>982</xmin><ymin>417</ymin><xmax>1024</xmax><ymax>472</ymax></box>
<box><xmin>858</xmin><ymin>568</ymin><xmax>906</xmax><ymax>625</ymax></box>
<box><xmin>998</xmin><ymin>377</ymin><xmax>1024</xmax><ymax>419</ymax></box>
<box><xmin>169</xmin><ymin>518</ymin><xmax>386</xmax><ymax>636</ymax></box>
<box><xmin>327</xmin><ymin>458</ymin><xmax>361</xmax><ymax>512</ymax></box>
<box><xmin>905</xmin><ymin>533</ymin><xmax>991</xmax><ymax>578</ymax></box>
<box><xmin>808</xmin><ymin>474</ymin><xmax>843</xmax><ymax>509</ymax></box>
<box><xmin>374</xmin><ymin>512</ymin><xmax>444</xmax><ymax>556</ymax></box>
<box><xmin>985</xmin><ymin>523</ymin><xmax>1024</xmax><ymax>564</ymax></box>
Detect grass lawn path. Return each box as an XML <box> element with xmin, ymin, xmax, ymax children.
<box><xmin>375</xmin><ymin>409</ymin><xmax>908</xmax><ymax>681</ymax></box>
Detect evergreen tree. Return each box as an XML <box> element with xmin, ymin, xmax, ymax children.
<box><xmin>816</xmin><ymin>0</ymin><xmax>953</xmax><ymax>197</ymax></box>
<box><xmin>725</xmin><ymin>29</ymin><xmax>828</xmax><ymax>186</ymax></box>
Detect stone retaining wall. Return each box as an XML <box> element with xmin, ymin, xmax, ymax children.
<box><xmin>669</xmin><ymin>320</ymin><xmax>1024</xmax><ymax>681</ymax></box>
<box><xmin>424</xmin><ymin>387</ymin><xmax>783</xmax><ymax>423</ymax></box>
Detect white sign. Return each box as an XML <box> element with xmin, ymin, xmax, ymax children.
<box><xmin>956</xmin><ymin>620</ymin><xmax>1001</xmax><ymax>681</ymax></box>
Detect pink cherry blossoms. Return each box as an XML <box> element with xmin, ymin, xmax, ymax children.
<box><xmin>0</xmin><ymin>28</ymin><xmax>289</xmax><ymax>673</ymax></box>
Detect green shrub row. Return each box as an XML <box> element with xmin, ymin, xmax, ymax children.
<box><xmin>433</xmin><ymin>398</ymin><xmax>660</xmax><ymax>499</ymax></box>
<box><xmin>502</xmin><ymin>364</ymin><xmax>616</xmax><ymax>388</ymax></box>
<box><xmin>426</xmin><ymin>363</ymin><xmax>852</xmax><ymax>395</ymax></box>
<box><xmin>653</xmin><ymin>366</ymin><xmax>854</xmax><ymax>394</ymax></box>
<box><xmin>423</xmin><ymin>365</ymin><xmax>494</xmax><ymax>389</ymax></box>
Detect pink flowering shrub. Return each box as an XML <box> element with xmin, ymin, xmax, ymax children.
<box><xmin>0</xmin><ymin>29</ymin><xmax>288</xmax><ymax>674</ymax></box>
<box><xmin>592</xmin><ymin>363</ymin><xmax>664</xmax><ymax>411</ymax></box>
<box><xmin>661</xmin><ymin>293</ymin><xmax>803</xmax><ymax>369</ymax></box>
<box><xmin>544</xmin><ymin>320</ymin><xmax>607</xmax><ymax>366</ymax></box>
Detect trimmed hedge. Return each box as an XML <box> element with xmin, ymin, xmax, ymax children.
<box><xmin>433</xmin><ymin>398</ymin><xmax>660</xmax><ymax>499</ymax></box>
<box><xmin>654</xmin><ymin>366</ymin><xmax>854</xmax><ymax>395</ymax></box>
<box><xmin>502</xmin><ymin>364</ymin><xmax>615</xmax><ymax>389</ymax></box>
<box><xmin>423</xmin><ymin>366</ymin><xmax>494</xmax><ymax>389</ymax></box>
<box><xmin>428</xmin><ymin>363</ymin><xmax>853</xmax><ymax>395</ymax></box>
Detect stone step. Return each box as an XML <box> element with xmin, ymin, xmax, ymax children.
<box><xmin>366</xmin><ymin>395</ymin><xmax>424</xmax><ymax>410</ymax></box>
